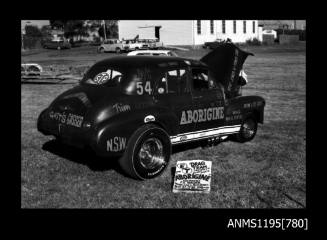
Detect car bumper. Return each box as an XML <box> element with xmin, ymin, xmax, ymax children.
<box><xmin>37</xmin><ymin>108</ymin><xmax>90</xmax><ymax>149</ymax></box>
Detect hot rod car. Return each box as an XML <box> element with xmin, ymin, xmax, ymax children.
<box><xmin>37</xmin><ymin>43</ymin><xmax>265</xmax><ymax>180</ymax></box>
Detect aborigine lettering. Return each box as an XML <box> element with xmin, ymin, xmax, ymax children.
<box><xmin>180</xmin><ymin>107</ymin><xmax>224</xmax><ymax>125</ymax></box>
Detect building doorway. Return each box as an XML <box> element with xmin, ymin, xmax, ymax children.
<box><xmin>155</xmin><ymin>26</ymin><xmax>161</xmax><ymax>40</ymax></box>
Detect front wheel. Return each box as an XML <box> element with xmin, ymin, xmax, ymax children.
<box><xmin>235</xmin><ymin>116</ymin><xmax>258</xmax><ymax>142</ymax></box>
<box><xmin>115</xmin><ymin>48</ymin><xmax>121</xmax><ymax>53</ymax></box>
<box><xmin>118</xmin><ymin>124</ymin><xmax>171</xmax><ymax>180</ymax></box>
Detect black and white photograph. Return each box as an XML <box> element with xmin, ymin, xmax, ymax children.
<box><xmin>21</xmin><ymin>20</ymin><xmax>306</xmax><ymax>212</ymax></box>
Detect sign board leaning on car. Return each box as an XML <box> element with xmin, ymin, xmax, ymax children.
<box><xmin>37</xmin><ymin>42</ymin><xmax>265</xmax><ymax>180</ymax></box>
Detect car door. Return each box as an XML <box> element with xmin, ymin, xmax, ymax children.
<box><xmin>190</xmin><ymin>67</ymin><xmax>225</xmax><ymax>132</ymax></box>
<box><xmin>153</xmin><ymin>66</ymin><xmax>195</xmax><ymax>136</ymax></box>
<box><xmin>107</xmin><ymin>40</ymin><xmax>114</xmax><ymax>52</ymax></box>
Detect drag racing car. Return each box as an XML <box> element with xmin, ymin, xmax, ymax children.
<box><xmin>37</xmin><ymin>43</ymin><xmax>265</xmax><ymax>180</ymax></box>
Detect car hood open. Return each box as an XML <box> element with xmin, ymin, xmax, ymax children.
<box><xmin>200</xmin><ymin>43</ymin><xmax>253</xmax><ymax>97</ymax></box>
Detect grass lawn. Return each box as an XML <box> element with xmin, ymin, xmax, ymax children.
<box><xmin>21</xmin><ymin>43</ymin><xmax>306</xmax><ymax>208</ymax></box>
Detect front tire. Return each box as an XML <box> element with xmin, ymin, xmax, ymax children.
<box><xmin>115</xmin><ymin>47</ymin><xmax>121</xmax><ymax>54</ymax></box>
<box><xmin>235</xmin><ymin>116</ymin><xmax>258</xmax><ymax>142</ymax></box>
<box><xmin>119</xmin><ymin>124</ymin><xmax>171</xmax><ymax>180</ymax></box>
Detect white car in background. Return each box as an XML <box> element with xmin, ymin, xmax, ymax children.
<box><xmin>98</xmin><ymin>39</ymin><xmax>125</xmax><ymax>53</ymax></box>
<box><xmin>138</xmin><ymin>38</ymin><xmax>164</xmax><ymax>49</ymax></box>
<box><xmin>127</xmin><ymin>50</ymin><xmax>178</xmax><ymax>56</ymax></box>
<box><xmin>21</xmin><ymin>63</ymin><xmax>43</xmax><ymax>76</ymax></box>
<box><xmin>122</xmin><ymin>39</ymin><xmax>149</xmax><ymax>51</ymax></box>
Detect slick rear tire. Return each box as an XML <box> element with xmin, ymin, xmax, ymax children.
<box><xmin>235</xmin><ymin>115</ymin><xmax>258</xmax><ymax>143</ymax></box>
<box><xmin>119</xmin><ymin>124</ymin><xmax>171</xmax><ymax>180</ymax></box>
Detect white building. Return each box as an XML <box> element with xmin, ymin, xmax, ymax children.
<box><xmin>118</xmin><ymin>20</ymin><xmax>260</xmax><ymax>46</ymax></box>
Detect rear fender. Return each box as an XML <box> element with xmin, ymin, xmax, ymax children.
<box><xmin>90</xmin><ymin>109</ymin><xmax>177</xmax><ymax>157</ymax></box>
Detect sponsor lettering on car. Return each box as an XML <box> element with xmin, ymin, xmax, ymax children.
<box><xmin>180</xmin><ymin>107</ymin><xmax>224</xmax><ymax>125</ymax></box>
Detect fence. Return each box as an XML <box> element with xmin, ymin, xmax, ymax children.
<box><xmin>279</xmin><ymin>34</ymin><xmax>300</xmax><ymax>45</ymax></box>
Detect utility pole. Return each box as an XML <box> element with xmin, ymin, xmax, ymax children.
<box><xmin>103</xmin><ymin>20</ymin><xmax>107</xmax><ymax>40</ymax></box>
<box><xmin>21</xmin><ymin>27</ymin><xmax>25</xmax><ymax>51</ymax></box>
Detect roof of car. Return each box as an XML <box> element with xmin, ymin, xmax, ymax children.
<box><xmin>95</xmin><ymin>56</ymin><xmax>207</xmax><ymax>68</ymax></box>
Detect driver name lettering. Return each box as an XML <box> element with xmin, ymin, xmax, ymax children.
<box><xmin>180</xmin><ymin>107</ymin><xmax>224</xmax><ymax>125</ymax></box>
<box><xmin>107</xmin><ymin>137</ymin><xmax>127</xmax><ymax>152</ymax></box>
<box><xmin>113</xmin><ymin>103</ymin><xmax>131</xmax><ymax>113</ymax></box>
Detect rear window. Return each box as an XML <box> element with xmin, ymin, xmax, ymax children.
<box><xmin>82</xmin><ymin>65</ymin><xmax>123</xmax><ymax>86</ymax></box>
<box><xmin>81</xmin><ymin>62</ymin><xmax>153</xmax><ymax>95</ymax></box>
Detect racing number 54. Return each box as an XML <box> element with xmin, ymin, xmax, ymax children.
<box><xmin>136</xmin><ymin>81</ymin><xmax>152</xmax><ymax>95</ymax></box>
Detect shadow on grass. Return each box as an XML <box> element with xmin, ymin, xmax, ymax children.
<box><xmin>42</xmin><ymin>139</ymin><xmax>128</xmax><ymax>176</ymax></box>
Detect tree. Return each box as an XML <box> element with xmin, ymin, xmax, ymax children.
<box><xmin>63</xmin><ymin>20</ymin><xmax>89</xmax><ymax>40</ymax></box>
<box><xmin>98</xmin><ymin>20</ymin><xmax>118</xmax><ymax>39</ymax></box>
<box><xmin>49</xmin><ymin>20</ymin><xmax>67</xmax><ymax>29</ymax></box>
<box><xmin>25</xmin><ymin>25</ymin><xmax>42</xmax><ymax>38</ymax></box>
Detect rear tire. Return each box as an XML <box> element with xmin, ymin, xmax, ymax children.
<box><xmin>99</xmin><ymin>47</ymin><xmax>105</xmax><ymax>53</ymax></box>
<box><xmin>235</xmin><ymin>116</ymin><xmax>258</xmax><ymax>142</ymax></box>
<box><xmin>119</xmin><ymin>124</ymin><xmax>171</xmax><ymax>180</ymax></box>
<box><xmin>115</xmin><ymin>48</ymin><xmax>121</xmax><ymax>54</ymax></box>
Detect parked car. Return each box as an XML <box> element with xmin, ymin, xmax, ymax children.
<box><xmin>122</xmin><ymin>39</ymin><xmax>149</xmax><ymax>51</ymax></box>
<box><xmin>21</xmin><ymin>63</ymin><xmax>43</xmax><ymax>76</ymax></box>
<box><xmin>98</xmin><ymin>39</ymin><xmax>125</xmax><ymax>53</ymax></box>
<box><xmin>42</xmin><ymin>39</ymin><xmax>71</xmax><ymax>50</ymax></box>
<box><xmin>138</xmin><ymin>38</ymin><xmax>164</xmax><ymax>49</ymax></box>
<box><xmin>203</xmin><ymin>39</ymin><xmax>224</xmax><ymax>49</ymax></box>
<box><xmin>37</xmin><ymin>43</ymin><xmax>265</xmax><ymax>180</ymax></box>
<box><xmin>127</xmin><ymin>50</ymin><xmax>178</xmax><ymax>56</ymax></box>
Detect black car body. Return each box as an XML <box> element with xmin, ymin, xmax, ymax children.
<box><xmin>38</xmin><ymin>43</ymin><xmax>265</xmax><ymax>180</ymax></box>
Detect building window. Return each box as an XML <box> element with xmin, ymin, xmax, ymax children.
<box><xmin>253</xmin><ymin>21</ymin><xmax>256</xmax><ymax>33</ymax></box>
<box><xmin>243</xmin><ymin>21</ymin><xmax>246</xmax><ymax>33</ymax></box>
<box><xmin>222</xmin><ymin>20</ymin><xmax>226</xmax><ymax>34</ymax></box>
<box><xmin>233</xmin><ymin>20</ymin><xmax>237</xmax><ymax>34</ymax></box>
<box><xmin>197</xmin><ymin>20</ymin><xmax>201</xmax><ymax>34</ymax></box>
<box><xmin>210</xmin><ymin>20</ymin><xmax>214</xmax><ymax>34</ymax></box>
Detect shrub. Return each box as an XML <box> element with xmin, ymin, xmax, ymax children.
<box><xmin>276</xmin><ymin>29</ymin><xmax>306</xmax><ymax>41</ymax></box>
<box><xmin>246</xmin><ymin>38</ymin><xmax>261</xmax><ymax>46</ymax></box>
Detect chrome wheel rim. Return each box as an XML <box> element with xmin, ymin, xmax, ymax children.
<box><xmin>138</xmin><ymin>137</ymin><xmax>165</xmax><ymax>170</ymax></box>
<box><xmin>242</xmin><ymin>119</ymin><xmax>256</xmax><ymax>139</ymax></box>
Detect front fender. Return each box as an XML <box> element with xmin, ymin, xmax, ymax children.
<box><xmin>226</xmin><ymin>96</ymin><xmax>265</xmax><ymax>124</ymax></box>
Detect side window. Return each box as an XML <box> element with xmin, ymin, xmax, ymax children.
<box><xmin>179</xmin><ymin>69</ymin><xmax>189</xmax><ymax>93</ymax></box>
<box><xmin>121</xmin><ymin>68</ymin><xmax>153</xmax><ymax>95</ymax></box>
<box><xmin>156</xmin><ymin>68</ymin><xmax>189</xmax><ymax>95</ymax></box>
<box><xmin>192</xmin><ymin>68</ymin><xmax>217</xmax><ymax>91</ymax></box>
<box><xmin>134</xmin><ymin>68</ymin><xmax>153</xmax><ymax>95</ymax></box>
<box><xmin>192</xmin><ymin>68</ymin><xmax>209</xmax><ymax>91</ymax></box>
<box><xmin>167</xmin><ymin>70</ymin><xmax>179</xmax><ymax>93</ymax></box>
